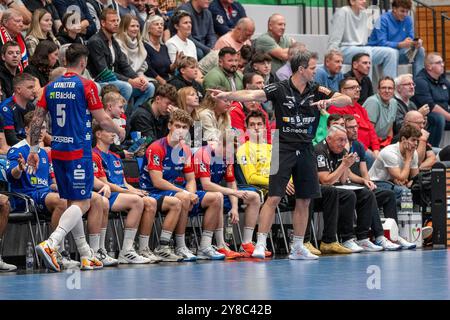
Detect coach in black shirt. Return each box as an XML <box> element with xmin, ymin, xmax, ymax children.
<box><xmin>211</xmin><ymin>50</ymin><xmax>352</xmax><ymax>260</ymax></box>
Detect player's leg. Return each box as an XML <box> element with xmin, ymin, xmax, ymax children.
<box><xmin>137</xmin><ymin>196</ymin><xmax>161</xmax><ymax>263</ymax></box>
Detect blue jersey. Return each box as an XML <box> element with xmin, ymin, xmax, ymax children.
<box><xmin>37</xmin><ymin>72</ymin><xmax>103</xmax><ymax>161</ymax></box>
<box><xmin>140</xmin><ymin>137</ymin><xmax>194</xmax><ymax>193</ymax></box>
<box><xmin>0</xmin><ymin>96</ymin><xmax>35</xmax><ymax>140</ymax></box>
<box><xmin>6</xmin><ymin>140</ymin><xmax>52</xmax><ymax>194</ymax></box>
<box><xmin>92</xmin><ymin>147</ymin><xmax>127</xmax><ymax>189</ymax></box>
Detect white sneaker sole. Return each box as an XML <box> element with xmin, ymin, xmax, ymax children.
<box><xmin>36</xmin><ymin>244</ymin><xmax>60</xmax><ymax>272</ymax></box>
<box><xmin>288</xmin><ymin>254</ymin><xmax>319</xmax><ymax>260</ymax></box>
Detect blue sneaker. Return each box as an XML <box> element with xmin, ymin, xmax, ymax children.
<box><xmin>175</xmin><ymin>246</ymin><xmax>197</xmax><ymax>262</ymax></box>
<box><xmin>397</xmin><ymin>236</ymin><xmax>416</xmax><ymax>250</ymax></box>
<box><xmin>197</xmin><ymin>246</ymin><xmax>225</xmax><ymax>260</ymax></box>
<box><xmin>374</xmin><ymin>236</ymin><xmax>401</xmax><ymax>251</ymax></box>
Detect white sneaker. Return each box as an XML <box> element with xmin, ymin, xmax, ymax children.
<box><xmin>422</xmin><ymin>226</ymin><xmax>433</xmax><ymax>240</ymax></box>
<box><xmin>118</xmin><ymin>249</ymin><xmax>151</xmax><ymax>264</ymax></box>
<box><xmin>397</xmin><ymin>236</ymin><xmax>416</xmax><ymax>250</ymax></box>
<box><xmin>154</xmin><ymin>245</ymin><xmax>184</xmax><ymax>262</ymax></box>
<box><xmin>59</xmin><ymin>251</ymin><xmax>81</xmax><ymax>269</ymax></box>
<box><xmin>288</xmin><ymin>245</ymin><xmax>319</xmax><ymax>260</ymax></box>
<box><xmin>196</xmin><ymin>246</ymin><xmax>225</xmax><ymax>260</ymax></box>
<box><xmin>374</xmin><ymin>236</ymin><xmax>401</xmax><ymax>251</ymax></box>
<box><xmin>96</xmin><ymin>248</ymin><xmax>119</xmax><ymax>266</ymax></box>
<box><xmin>0</xmin><ymin>257</ymin><xmax>17</xmax><ymax>272</ymax></box>
<box><xmin>138</xmin><ymin>247</ymin><xmax>162</xmax><ymax>263</ymax></box>
<box><xmin>342</xmin><ymin>239</ymin><xmax>364</xmax><ymax>253</ymax></box>
<box><xmin>251</xmin><ymin>243</ymin><xmax>266</xmax><ymax>259</ymax></box>
<box><xmin>356</xmin><ymin>238</ymin><xmax>383</xmax><ymax>252</ymax></box>
<box><xmin>175</xmin><ymin>246</ymin><xmax>197</xmax><ymax>262</ymax></box>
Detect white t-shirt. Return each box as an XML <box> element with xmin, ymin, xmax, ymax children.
<box><xmin>369</xmin><ymin>142</ymin><xmax>419</xmax><ymax>182</ymax></box>
<box><xmin>165</xmin><ymin>34</ymin><xmax>197</xmax><ymax>63</ymax></box>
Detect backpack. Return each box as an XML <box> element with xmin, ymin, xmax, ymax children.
<box><xmin>411</xmin><ymin>170</ymin><xmax>432</xmax><ymax>208</ymax></box>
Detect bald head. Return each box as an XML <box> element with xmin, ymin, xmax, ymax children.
<box><xmin>405</xmin><ymin>110</ymin><xmax>425</xmax><ymax>130</ymax></box>
<box><xmin>268</xmin><ymin>14</ymin><xmax>286</xmax><ymax>38</ymax></box>
<box><xmin>233</xmin><ymin>17</ymin><xmax>255</xmax><ymax>43</ymax></box>
<box><xmin>236</xmin><ymin>17</ymin><xmax>254</xmax><ymax>29</ymax></box>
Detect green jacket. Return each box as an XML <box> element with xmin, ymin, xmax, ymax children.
<box><xmin>203</xmin><ymin>66</ymin><xmax>244</xmax><ymax>91</ymax></box>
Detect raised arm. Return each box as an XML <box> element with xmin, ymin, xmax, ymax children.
<box><xmin>208</xmin><ymin>88</ymin><xmax>267</xmax><ymax>103</ymax></box>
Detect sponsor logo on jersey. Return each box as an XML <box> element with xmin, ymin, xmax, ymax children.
<box><xmin>53</xmin><ymin>82</ymin><xmax>76</xmax><ymax>89</ymax></box>
<box><xmin>53</xmin><ymin>135</ymin><xmax>74</xmax><ymax>143</ymax></box>
<box><xmin>153</xmin><ymin>154</ymin><xmax>160</xmax><ymax>166</ymax></box>
<box><xmin>199</xmin><ymin>163</ymin><xmax>207</xmax><ymax>172</ymax></box>
<box><xmin>317</xmin><ymin>155</ymin><xmax>326</xmax><ymax>168</ymax></box>
<box><xmin>49</xmin><ymin>91</ymin><xmax>76</xmax><ymax>100</ymax></box>
<box><xmin>30</xmin><ymin>176</ymin><xmax>48</xmax><ymax>186</ymax></box>
<box><xmin>113</xmin><ymin>160</ymin><xmax>121</xmax><ymax>168</ymax></box>
<box><xmin>74</xmin><ymin>168</ymin><xmax>85</xmax><ymax>180</ymax></box>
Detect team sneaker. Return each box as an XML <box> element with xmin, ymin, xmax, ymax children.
<box><xmin>288</xmin><ymin>245</ymin><xmax>319</xmax><ymax>260</ymax></box>
<box><xmin>81</xmin><ymin>249</ymin><xmax>104</xmax><ymax>270</ymax></box>
<box><xmin>36</xmin><ymin>240</ymin><xmax>60</xmax><ymax>272</ymax></box>
<box><xmin>240</xmin><ymin>242</ymin><xmax>272</xmax><ymax>258</ymax></box>
<box><xmin>422</xmin><ymin>226</ymin><xmax>433</xmax><ymax>240</ymax></box>
<box><xmin>154</xmin><ymin>245</ymin><xmax>184</xmax><ymax>262</ymax></box>
<box><xmin>96</xmin><ymin>248</ymin><xmax>119</xmax><ymax>266</ymax></box>
<box><xmin>304</xmin><ymin>242</ymin><xmax>322</xmax><ymax>255</ymax></box>
<box><xmin>356</xmin><ymin>238</ymin><xmax>383</xmax><ymax>252</ymax></box>
<box><xmin>397</xmin><ymin>236</ymin><xmax>416</xmax><ymax>250</ymax></box>
<box><xmin>118</xmin><ymin>249</ymin><xmax>151</xmax><ymax>264</ymax></box>
<box><xmin>216</xmin><ymin>246</ymin><xmax>241</xmax><ymax>259</ymax></box>
<box><xmin>138</xmin><ymin>247</ymin><xmax>162</xmax><ymax>263</ymax></box>
<box><xmin>197</xmin><ymin>246</ymin><xmax>226</xmax><ymax>260</ymax></box>
<box><xmin>59</xmin><ymin>251</ymin><xmax>81</xmax><ymax>269</ymax></box>
<box><xmin>0</xmin><ymin>256</ymin><xmax>17</xmax><ymax>272</ymax></box>
<box><xmin>342</xmin><ymin>239</ymin><xmax>364</xmax><ymax>253</ymax></box>
<box><xmin>175</xmin><ymin>246</ymin><xmax>197</xmax><ymax>262</ymax></box>
<box><xmin>374</xmin><ymin>236</ymin><xmax>401</xmax><ymax>251</ymax></box>
<box><xmin>319</xmin><ymin>241</ymin><xmax>352</xmax><ymax>254</ymax></box>
<box><xmin>251</xmin><ymin>243</ymin><xmax>267</xmax><ymax>259</ymax></box>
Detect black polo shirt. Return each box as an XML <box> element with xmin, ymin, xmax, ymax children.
<box><xmin>263</xmin><ymin>78</ymin><xmax>334</xmax><ymax>149</ymax></box>
<box><xmin>349</xmin><ymin>140</ymin><xmax>366</xmax><ymax>177</ymax></box>
<box><xmin>344</xmin><ymin>70</ymin><xmax>373</xmax><ymax>105</ymax></box>
<box><xmin>314</xmin><ymin>140</ymin><xmax>347</xmax><ymax>175</ymax></box>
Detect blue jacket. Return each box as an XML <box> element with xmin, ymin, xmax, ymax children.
<box><xmin>368</xmin><ymin>11</ymin><xmax>414</xmax><ymax>48</ymax></box>
<box><xmin>53</xmin><ymin>0</ymin><xmax>96</xmax><ymax>39</ymax></box>
<box><xmin>412</xmin><ymin>68</ymin><xmax>450</xmax><ymax>112</ymax></box>
<box><xmin>208</xmin><ymin>0</ymin><xmax>246</xmax><ymax>36</ymax></box>
<box><xmin>314</xmin><ymin>65</ymin><xmax>344</xmax><ymax>92</ymax></box>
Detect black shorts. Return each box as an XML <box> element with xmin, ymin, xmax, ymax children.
<box><xmin>268</xmin><ymin>144</ymin><xmax>321</xmax><ymax>199</ymax></box>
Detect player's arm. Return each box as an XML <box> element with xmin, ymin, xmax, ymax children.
<box><xmin>97</xmin><ymin>175</ymin><xmax>128</xmax><ymax>193</ymax></box>
<box><xmin>184</xmin><ymin>172</ymin><xmax>197</xmax><ymax>194</ymax></box>
<box><xmin>91</xmin><ymin>109</ymin><xmax>125</xmax><ymax>142</ymax></box>
<box><xmin>27</xmin><ymin>108</ymin><xmax>47</xmax><ymax>172</ymax></box>
<box><xmin>149</xmin><ymin>170</ymin><xmax>185</xmax><ymax>193</ymax></box>
<box><xmin>208</xmin><ymin>89</ymin><xmax>267</xmax><ymax>103</ymax></box>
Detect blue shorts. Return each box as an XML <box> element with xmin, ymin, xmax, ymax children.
<box><xmin>151</xmin><ymin>189</ymin><xmax>207</xmax><ymax>216</ymax></box>
<box><xmin>13</xmin><ymin>190</ymin><xmax>51</xmax><ymax>215</ymax></box>
<box><xmin>223</xmin><ymin>186</ymin><xmax>258</xmax><ymax>212</ymax></box>
<box><xmin>53</xmin><ymin>157</ymin><xmax>93</xmax><ymax>201</ymax></box>
<box><xmin>108</xmin><ymin>192</ymin><xmax>120</xmax><ymax>209</ymax></box>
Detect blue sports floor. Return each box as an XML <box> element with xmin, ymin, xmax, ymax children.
<box><xmin>0</xmin><ymin>249</ymin><xmax>449</xmax><ymax>300</ymax></box>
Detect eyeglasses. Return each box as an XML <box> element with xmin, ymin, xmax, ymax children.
<box><xmin>343</xmin><ymin>85</ymin><xmax>361</xmax><ymax>91</ymax></box>
<box><xmin>379</xmin><ymin>86</ymin><xmax>395</xmax><ymax>91</ymax></box>
<box><xmin>346</xmin><ymin>125</ymin><xmax>359</xmax><ymax>130</ymax></box>
<box><xmin>432</xmin><ymin>60</ymin><xmax>444</xmax><ymax>65</ymax></box>
<box><xmin>400</xmin><ymin>82</ymin><xmax>415</xmax><ymax>87</ymax></box>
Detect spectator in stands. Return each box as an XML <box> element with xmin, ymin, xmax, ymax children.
<box><xmin>328</xmin><ymin>77</ymin><xmax>380</xmax><ymax>166</ymax></box>
<box><xmin>176</xmin><ymin>0</ymin><xmax>217</xmax><ymax>59</ymax></box>
<box><xmin>22</xmin><ymin>0</ymin><xmax>60</xmax><ymax>31</ymax></box>
<box><xmin>25</xmin><ymin>9</ymin><xmax>60</xmax><ymax>57</ymax></box>
<box><xmin>247</xmin><ymin>52</ymin><xmax>279</xmax><ymax>86</ymax></box>
<box><xmin>198</xmin><ymin>43</ymin><xmax>252</xmax><ymax>76</ymax></box>
<box><xmin>344</xmin><ymin>52</ymin><xmax>373</xmax><ymax>105</ymax></box>
<box><xmin>24</xmin><ymin>40</ymin><xmax>59</xmax><ymax>87</ymax></box>
<box><xmin>198</xmin><ymin>90</ymin><xmax>231</xmax><ymax>139</ymax></box>
<box><xmin>87</xmin><ymin>8</ymin><xmax>154</xmax><ymax>111</ymax></box>
<box><xmin>143</xmin><ymin>15</ymin><xmax>177</xmax><ymax>85</ymax></box>
<box><xmin>363</xmin><ymin>76</ymin><xmax>397</xmax><ymax>147</ymax></box>
<box><xmin>254</xmin><ymin>13</ymin><xmax>293</xmax><ymax>73</ymax></box>
<box><xmin>314</xmin><ymin>49</ymin><xmax>344</xmax><ymax>92</ymax></box>
<box><xmin>127</xmin><ymin>83</ymin><xmax>177</xmax><ymax>144</ymax></box>
<box><xmin>403</xmin><ymin>111</ymin><xmax>436</xmax><ymax>170</ymax></box>
<box><xmin>0</xmin><ymin>41</ymin><xmax>21</xmax><ymax>98</ymax></box>
<box><xmin>369</xmin><ymin>124</ymin><xmax>421</xmax><ymax>202</ymax></box>
<box><xmin>166</xmin><ymin>10</ymin><xmax>197</xmax><ymax>62</ymax></box>
<box><xmin>209</xmin><ymin>0</ymin><xmax>246</xmax><ymax>36</ymax></box>
<box><xmin>115</xmin><ymin>0</ymin><xmax>144</xmax><ymax>27</ymax></box>
<box><xmin>0</xmin><ymin>193</ymin><xmax>13</xmax><ymax>271</ymax></box>
<box><xmin>328</xmin><ymin>0</ymin><xmax>398</xmax><ymax>79</ymax></box>
<box><xmin>0</xmin><ymin>9</ymin><xmax>28</xmax><ymax>72</ymax></box>
<box><xmin>176</xmin><ymin>86</ymin><xmax>202</xmax><ymax>147</ymax></box>
<box><xmin>368</xmin><ymin>0</ymin><xmax>425</xmax><ymax>77</ymax></box>
<box><xmin>203</xmin><ymin>47</ymin><xmax>243</xmax><ymax>91</ymax></box>
<box><xmin>0</xmin><ymin>73</ymin><xmax>36</xmax><ymax>146</ymax></box>
<box><xmin>213</xmin><ymin>17</ymin><xmax>254</xmax><ymax>51</ymax></box>
<box><xmin>412</xmin><ymin>52</ymin><xmax>448</xmax><ymax>147</ymax></box>
<box><xmin>132</xmin><ymin>0</ymin><xmax>150</xmax><ymax>22</ymax></box>
<box><xmin>86</xmin><ymin>0</ymin><xmax>111</xmax><ymax>32</ymax></box>
<box><xmin>142</xmin><ymin>109</ymin><xmax>226</xmax><ymax>261</ymax></box>
<box><xmin>56</xmin><ymin>11</ymin><xmax>85</xmax><ymax>46</ymax></box>
<box><xmin>344</xmin><ymin>114</ymin><xmax>414</xmax><ymax>249</ymax></box>
<box><xmin>275</xmin><ymin>42</ymin><xmax>307</xmax><ymax>81</ymax></box>
<box><xmin>0</xmin><ymin>0</ymin><xmax>31</xmax><ymax>26</ymax></box>
<box><xmin>168</xmin><ymin>56</ymin><xmax>205</xmax><ymax>98</ymax></box>
<box><xmin>315</xmin><ymin>125</ymin><xmax>385</xmax><ymax>252</ymax></box>
<box><xmin>115</xmin><ymin>14</ymin><xmax>148</xmax><ymax>76</ymax></box>
<box><xmin>53</xmin><ymin>0</ymin><xmax>96</xmax><ymax>39</ymax></box>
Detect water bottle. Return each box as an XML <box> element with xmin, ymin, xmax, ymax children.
<box><xmin>225</xmin><ymin>214</ymin><xmax>233</xmax><ymax>242</ymax></box>
<box><xmin>400</xmin><ymin>189</ymin><xmax>413</xmax><ymax>213</ymax></box>
<box><xmin>108</xmin><ymin>237</ymin><xmax>116</xmax><ymax>258</ymax></box>
<box><xmin>26</xmin><ymin>242</ymin><xmax>34</xmax><ymax>271</ymax></box>
<box><xmin>64</xmin><ymin>238</ymin><xmax>70</xmax><ymax>253</ymax></box>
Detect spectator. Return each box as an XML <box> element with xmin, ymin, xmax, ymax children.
<box><xmin>213</xmin><ymin>17</ymin><xmax>254</xmax><ymax>51</ymax></box>
<box><xmin>168</xmin><ymin>56</ymin><xmax>205</xmax><ymax>99</ymax></box>
<box><xmin>53</xmin><ymin>0</ymin><xmax>96</xmax><ymax>39</ymax></box>
<box><xmin>115</xmin><ymin>0</ymin><xmax>144</xmax><ymax>29</ymax></box>
<box><xmin>25</xmin><ymin>8</ymin><xmax>60</xmax><ymax>57</ymax></box>
<box><xmin>394</xmin><ymin>73</ymin><xmax>429</xmax><ymax>136</ymax></box>
<box><xmin>0</xmin><ymin>73</ymin><xmax>36</xmax><ymax>146</ymax></box>
<box><xmin>254</xmin><ymin>14</ymin><xmax>294</xmax><ymax>73</ymax></box>
<box><xmin>87</xmin><ymin>8</ymin><xmax>154</xmax><ymax>111</ymax></box>
<box><xmin>368</xmin><ymin>0</ymin><xmax>425</xmax><ymax>77</ymax></box>
<box><xmin>56</xmin><ymin>11</ymin><xmax>85</xmax><ymax>46</ymax></box>
<box><xmin>198</xmin><ymin>90</ymin><xmax>231</xmax><ymax>139</ymax></box>
<box><xmin>203</xmin><ymin>46</ymin><xmax>243</xmax><ymax>91</ymax></box>
<box><xmin>132</xmin><ymin>0</ymin><xmax>151</xmax><ymax>22</ymax></box>
<box><xmin>209</xmin><ymin>0</ymin><xmax>246</xmax><ymax>36</ymax></box>
<box><xmin>363</xmin><ymin>76</ymin><xmax>397</xmax><ymax>147</ymax></box>
<box><xmin>0</xmin><ymin>0</ymin><xmax>31</xmax><ymax>25</ymax></box>
<box><xmin>86</xmin><ymin>0</ymin><xmax>112</xmax><ymax>32</ymax></box>
<box><xmin>198</xmin><ymin>43</ymin><xmax>252</xmax><ymax>76</ymax></box>
<box><xmin>127</xmin><ymin>83</ymin><xmax>177</xmax><ymax>143</ymax></box>
<box><xmin>176</xmin><ymin>0</ymin><xmax>217</xmax><ymax>59</ymax></box>
<box><xmin>166</xmin><ymin>10</ymin><xmax>197</xmax><ymax>63</ymax></box>
<box><xmin>176</xmin><ymin>86</ymin><xmax>202</xmax><ymax>147</ymax></box>
<box><xmin>49</xmin><ymin>66</ymin><xmax>66</xmax><ymax>82</ymax></box>
<box><xmin>328</xmin><ymin>0</ymin><xmax>398</xmax><ymax>79</ymax></box>
<box><xmin>412</xmin><ymin>52</ymin><xmax>448</xmax><ymax>147</ymax></box>
<box><xmin>22</xmin><ymin>0</ymin><xmax>60</xmax><ymax>31</ymax></box>
<box><xmin>276</xmin><ymin>42</ymin><xmax>307</xmax><ymax>81</ymax></box>
<box><xmin>0</xmin><ymin>41</ymin><xmax>21</xmax><ymax>98</ymax></box>
<box><xmin>247</xmin><ymin>52</ymin><xmax>279</xmax><ymax>86</ymax></box>
<box><xmin>115</xmin><ymin>14</ymin><xmax>148</xmax><ymax>76</ymax></box>
<box><xmin>344</xmin><ymin>52</ymin><xmax>373</xmax><ymax>105</ymax></box>
<box><xmin>0</xmin><ymin>9</ymin><xmax>28</xmax><ymax>72</ymax></box>
<box><xmin>24</xmin><ymin>40</ymin><xmax>59</xmax><ymax>87</ymax></box>
<box><xmin>314</xmin><ymin>49</ymin><xmax>344</xmax><ymax>92</ymax></box>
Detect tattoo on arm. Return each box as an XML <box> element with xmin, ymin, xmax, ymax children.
<box><xmin>29</xmin><ymin>108</ymin><xmax>47</xmax><ymax>147</ymax></box>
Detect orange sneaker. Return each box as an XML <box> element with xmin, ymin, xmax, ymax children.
<box><xmin>216</xmin><ymin>247</ymin><xmax>241</xmax><ymax>259</ymax></box>
<box><xmin>240</xmin><ymin>242</ymin><xmax>272</xmax><ymax>257</ymax></box>
<box><xmin>36</xmin><ymin>240</ymin><xmax>60</xmax><ymax>272</ymax></box>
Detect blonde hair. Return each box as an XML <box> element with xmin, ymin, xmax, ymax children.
<box><xmin>199</xmin><ymin>90</ymin><xmax>231</xmax><ymax>134</ymax></box>
<box><xmin>142</xmin><ymin>15</ymin><xmax>164</xmax><ymax>44</ymax></box>
<box><xmin>177</xmin><ymin>87</ymin><xmax>200</xmax><ymax>121</ymax></box>
<box><xmin>27</xmin><ymin>9</ymin><xmax>56</xmax><ymax>41</ymax></box>
<box><xmin>102</xmin><ymin>91</ymin><xmax>126</xmax><ymax>108</ymax></box>
<box><xmin>116</xmin><ymin>14</ymin><xmax>142</xmax><ymax>43</ymax></box>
